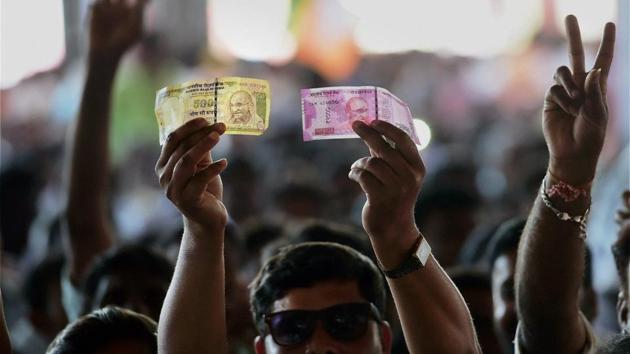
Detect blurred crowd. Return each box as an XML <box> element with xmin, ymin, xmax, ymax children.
<box><xmin>0</xmin><ymin>1</ymin><xmax>628</xmax><ymax>354</ymax></box>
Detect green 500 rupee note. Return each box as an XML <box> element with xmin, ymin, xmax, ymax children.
<box><xmin>155</xmin><ymin>77</ymin><xmax>270</xmax><ymax>144</ymax></box>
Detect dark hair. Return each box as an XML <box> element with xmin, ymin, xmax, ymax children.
<box><xmin>485</xmin><ymin>218</ymin><xmax>527</xmax><ymax>268</ymax></box>
<box><xmin>414</xmin><ymin>185</ymin><xmax>480</xmax><ymax>224</ymax></box>
<box><xmin>448</xmin><ymin>267</ymin><xmax>491</xmax><ymax>291</ymax></box>
<box><xmin>249</xmin><ymin>242</ymin><xmax>386</xmax><ymax>333</ymax></box>
<box><xmin>82</xmin><ymin>244</ymin><xmax>174</xmax><ymax>315</ymax></box>
<box><xmin>46</xmin><ymin>306</ymin><xmax>156</xmax><ymax>354</ymax></box>
<box><xmin>23</xmin><ymin>253</ymin><xmax>65</xmax><ymax>312</ymax></box>
<box><xmin>243</xmin><ymin>222</ymin><xmax>284</xmax><ymax>256</ymax></box>
<box><xmin>598</xmin><ymin>334</ymin><xmax>630</xmax><ymax>354</ymax></box>
<box><xmin>262</xmin><ymin>222</ymin><xmax>375</xmax><ymax>262</ymax></box>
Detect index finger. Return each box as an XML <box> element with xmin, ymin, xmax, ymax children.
<box><xmin>157</xmin><ymin>119</ymin><xmax>219</xmax><ymax>167</ymax></box>
<box><xmin>593</xmin><ymin>22</ymin><xmax>616</xmax><ymax>83</ymax></box>
<box><xmin>369</xmin><ymin>120</ymin><xmax>424</xmax><ymax>170</ymax></box>
<box><xmin>565</xmin><ymin>15</ymin><xmax>585</xmax><ymax>77</ymax></box>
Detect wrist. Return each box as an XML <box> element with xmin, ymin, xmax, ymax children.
<box><xmin>548</xmin><ymin>157</ymin><xmax>598</xmax><ymax>187</ymax></box>
<box><xmin>182</xmin><ymin>217</ymin><xmax>226</xmax><ymax>249</ymax></box>
<box><xmin>542</xmin><ymin>173</ymin><xmax>591</xmax><ymax>217</ymax></box>
<box><xmin>369</xmin><ymin>223</ymin><xmax>420</xmax><ymax>270</ymax></box>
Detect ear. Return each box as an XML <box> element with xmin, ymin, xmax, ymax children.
<box><xmin>254</xmin><ymin>336</ymin><xmax>266</xmax><ymax>354</ymax></box>
<box><xmin>379</xmin><ymin>321</ymin><xmax>393</xmax><ymax>354</ymax></box>
<box><xmin>617</xmin><ymin>291</ymin><xmax>629</xmax><ymax>332</ymax></box>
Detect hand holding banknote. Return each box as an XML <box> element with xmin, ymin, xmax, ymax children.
<box><xmin>155</xmin><ymin>118</ymin><xmax>228</xmax><ymax>235</ymax></box>
<box><xmin>301</xmin><ymin>86</ymin><xmax>420</xmax><ymax>145</ymax></box>
<box><xmin>349</xmin><ymin>120</ymin><xmax>425</xmax><ymax>269</ymax></box>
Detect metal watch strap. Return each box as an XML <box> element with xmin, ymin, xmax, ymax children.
<box><xmin>382</xmin><ymin>236</ymin><xmax>431</xmax><ymax>279</ymax></box>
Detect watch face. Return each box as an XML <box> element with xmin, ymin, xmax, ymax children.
<box><xmin>382</xmin><ymin>237</ymin><xmax>432</xmax><ymax>279</ymax></box>
<box><xmin>416</xmin><ymin>238</ymin><xmax>431</xmax><ymax>266</ymax></box>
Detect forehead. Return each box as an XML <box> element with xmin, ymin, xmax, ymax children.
<box><xmin>231</xmin><ymin>92</ymin><xmax>250</xmax><ymax>102</ymax></box>
<box><xmin>348</xmin><ymin>98</ymin><xmax>367</xmax><ymax>108</ymax></box>
<box><xmin>271</xmin><ymin>279</ymin><xmax>366</xmax><ymax>313</ymax></box>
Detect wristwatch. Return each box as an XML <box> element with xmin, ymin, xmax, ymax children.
<box><xmin>381</xmin><ymin>235</ymin><xmax>432</xmax><ymax>279</ymax></box>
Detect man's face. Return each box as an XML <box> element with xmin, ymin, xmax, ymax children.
<box><xmin>230</xmin><ymin>92</ymin><xmax>253</xmax><ymax>122</ymax></box>
<box><xmin>254</xmin><ymin>279</ymin><xmax>391</xmax><ymax>354</ymax></box>
<box><xmin>346</xmin><ymin>98</ymin><xmax>369</xmax><ymax>123</ymax></box>
<box><xmin>90</xmin><ymin>270</ymin><xmax>169</xmax><ymax>321</ymax></box>
<box><xmin>491</xmin><ymin>250</ymin><xmax>518</xmax><ymax>353</ymax></box>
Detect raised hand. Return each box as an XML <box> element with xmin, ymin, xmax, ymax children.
<box><xmin>155</xmin><ymin>118</ymin><xmax>228</xmax><ymax>234</ymax></box>
<box><xmin>349</xmin><ymin>120</ymin><xmax>425</xmax><ymax>268</ymax></box>
<box><xmin>89</xmin><ymin>0</ymin><xmax>147</xmax><ymax>59</ymax></box>
<box><xmin>544</xmin><ymin>15</ymin><xmax>615</xmax><ymax>186</ymax></box>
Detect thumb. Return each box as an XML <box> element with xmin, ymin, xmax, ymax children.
<box><xmin>583</xmin><ymin>68</ymin><xmax>606</xmax><ymax>122</ymax></box>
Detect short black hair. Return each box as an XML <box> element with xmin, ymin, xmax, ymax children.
<box><xmin>485</xmin><ymin>218</ymin><xmax>527</xmax><ymax>269</ymax></box>
<box><xmin>82</xmin><ymin>244</ymin><xmax>174</xmax><ymax>315</ymax></box>
<box><xmin>24</xmin><ymin>253</ymin><xmax>65</xmax><ymax>312</ymax></box>
<box><xmin>249</xmin><ymin>242</ymin><xmax>386</xmax><ymax>334</ymax></box>
<box><xmin>263</xmin><ymin>221</ymin><xmax>375</xmax><ymax>262</ymax></box>
<box><xmin>598</xmin><ymin>334</ymin><xmax>630</xmax><ymax>354</ymax></box>
<box><xmin>414</xmin><ymin>185</ymin><xmax>480</xmax><ymax>224</ymax></box>
<box><xmin>448</xmin><ymin>267</ymin><xmax>491</xmax><ymax>291</ymax></box>
<box><xmin>46</xmin><ymin>306</ymin><xmax>157</xmax><ymax>354</ymax></box>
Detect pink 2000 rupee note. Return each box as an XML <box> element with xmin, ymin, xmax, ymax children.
<box><xmin>301</xmin><ymin>86</ymin><xmax>420</xmax><ymax>145</ymax></box>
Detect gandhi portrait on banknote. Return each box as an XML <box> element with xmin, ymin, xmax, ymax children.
<box><xmin>228</xmin><ymin>90</ymin><xmax>264</xmax><ymax>129</ymax></box>
<box><xmin>345</xmin><ymin>96</ymin><xmax>370</xmax><ymax>123</ymax></box>
<box><xmin>332</xmin><ymin>96</ymin><xmax>372</xmax><ymax>133</ymax></box>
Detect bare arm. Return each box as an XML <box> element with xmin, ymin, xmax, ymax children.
<box><xmin>65</xmin><ymin>0</ymin><xmax>146</xmax><ymax>282</ymax></box>
<box><xmin>156</xmin><ymin>119</ymin><xmax>229</xmax><ymax>354</ymax></box>
<box><xmin>515</xmin><ymin>15</ymin><xmax>615</xmax><ymax>353</ymax></box>
<box><xmin>350</xmin><ymin>120</ymin><xmax>481</xmax><ymax>354</ymax></box>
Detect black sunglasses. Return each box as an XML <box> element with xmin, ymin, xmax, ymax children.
<box><xmin>263</xmin><ymin>302</ymin><xmax>382</xmax><ymax>347</ymax></box>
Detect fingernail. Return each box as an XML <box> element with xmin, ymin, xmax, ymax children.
<box><xmin>216</xmin><ymin>122</ymin><xmax>227</xmax><ymax>134</ymax></box>
<box><xmin>209</xmin><ymin>131</ymin><xmax>219</xmax><ymax>140</ymax></box>
<box><xmin>352</xmin><ymin>121</ymin><xmax>365</xmax><ymax>130</ymax></box>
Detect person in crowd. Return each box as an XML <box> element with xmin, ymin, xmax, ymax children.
<box><xmin>449</xmin><ymin>268</ymin><xmax>502</xmax><ymax>354</ymax></box>
<box><xmin>154</xmin><ymin>116</ymin><xmax>481</xmax><ymax>353</ymax></box>
<box><xmin>62</xmin><ymin>0</ymin><xmax>162</xmax><ymax>322</ymax></box>
<box><xmin>486</xmin><ymin>217</ymin><xmax>596</xmax><ymax>353</ymax></box>
<box><xmin>46</xmin><ymin>306</ymin><xmax>157</xmax><ymax>354</ymax></box>
<box><xmin>79</xmin><ymin>245</ymin><xmax>173</xmax><ymax>321</ymax></box>
<box><xmin>414</xmin><ymin>184</ymin><xmax>480</xmax><ymax>267</ymax></box>
<box><xmin>18</xmin><ymin>254</ymin><xmax>68</xmax><ymax>353</ymax></box>
<box><xmin>515</xmin><ymin>15</ymin><xmax>615</xmax><ymax>353</ymax></box>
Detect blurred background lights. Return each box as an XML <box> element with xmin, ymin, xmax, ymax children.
<box><xmin>352</xmin><ymin>0</ymin><xmax>543</xmax><ymax>58</ymax></box>
<box><xmin>209</xmin><ymin>0</ymin><xmax>296</xmax><ymax>62</ymax></box>
<box><xmin>1</xmin><ymin>0</ymin><xmax>66</xmax><ymax>89</ymax></box>
<box><xmin>413</xmin><ymin>118</ymin><xmax>432</xmax><ymax>150</ymax></box>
